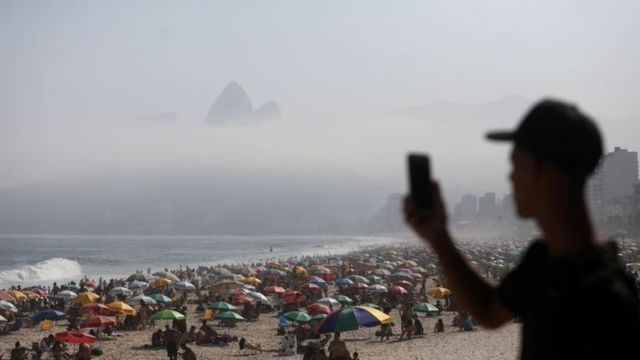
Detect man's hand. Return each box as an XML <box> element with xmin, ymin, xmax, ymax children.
<box><xmin>404</xmin><ymin>181</ymin><xmax>448</xmax><ymax>246</ymax></box>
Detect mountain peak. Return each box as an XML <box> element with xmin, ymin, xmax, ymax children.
<box><xmin>204</xmin><ymin>82</ymin><xmax>282</xmax><ymax>125</ymax></box>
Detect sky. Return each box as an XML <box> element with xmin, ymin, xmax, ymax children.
<box><xmin>1</xmin><ymin>0</ymin><xmax>639</xmax><ymax>202</ymax></box>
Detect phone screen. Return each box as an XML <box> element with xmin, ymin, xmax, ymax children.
<box><xmin>408</xmin><ymin>153</ymin><xmax>433</xmax><ymax>218</ymax></box>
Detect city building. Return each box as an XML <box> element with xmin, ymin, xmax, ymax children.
<box><xmin>588</xmin><ymin>147</ymin><xmax>639</xmax><ymax>220</ymax></box>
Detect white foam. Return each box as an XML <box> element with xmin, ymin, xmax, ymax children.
<box><xmin>0</xmin><ymin>258</ymin><xmax>83</xmax><ymax>284</ymax></box>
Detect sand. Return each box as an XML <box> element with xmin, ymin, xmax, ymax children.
<box><xmin>0</xmin><ymin>299</ymin><xmax>520</xmax><ymax>360</ymax></box>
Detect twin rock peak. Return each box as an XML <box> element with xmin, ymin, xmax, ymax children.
<box><xmin>205</xmin><ymin>81</ymin><xmax>282</xmax><ymax>125</ymax></box>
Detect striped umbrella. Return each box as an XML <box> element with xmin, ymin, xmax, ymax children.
<box><xmin>317</xmin><ymin>306</ymin><xmax>391</xmax><ymax>333</ymax></box>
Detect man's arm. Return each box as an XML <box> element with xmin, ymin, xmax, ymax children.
<box><xmin>404</xmin><ymin>182</ymin><xmax>514</xmax><ymax>328</ymax></box>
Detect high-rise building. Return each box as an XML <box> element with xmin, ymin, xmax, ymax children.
<box><xmin>588</xmin><ymin>147</ymin><xmax>639</xmax><ymax>219</ymax></box>
<box><xmin>454</xmin><ymin>194</ymin><xmax>478</xmax><ymax>222</ymax></box>
<box><xmin>478</xmin><ymin>192</ymin><xmax>497</xmax><ymax>221</ymax></box>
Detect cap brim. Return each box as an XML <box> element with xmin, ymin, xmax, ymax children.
<box><xmin>485</xmin><ymin>131</ymin><xmax>515</xmax><ymax>141</ymax></box>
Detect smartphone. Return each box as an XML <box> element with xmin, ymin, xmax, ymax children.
<box><xmin>408</xmin><ymin>153</ymin><xmax>433</xmax><ymax>218</ymax></box>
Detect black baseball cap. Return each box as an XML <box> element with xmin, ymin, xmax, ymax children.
<box><xmin>486</xmin><ymin>98</ymin><xmax>603</xmax><ymax>178</ymax></box>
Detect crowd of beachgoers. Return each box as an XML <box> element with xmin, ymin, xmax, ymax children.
<box><xmin>2</xmin><ymin>236</ymin><xmax>639</xmax><ymax>360</ymax></box>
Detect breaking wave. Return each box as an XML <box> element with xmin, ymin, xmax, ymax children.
<box><xmin>0</xmin><ymin>258</ymin><xmax>83</xmax><ymax>283</ymax></box>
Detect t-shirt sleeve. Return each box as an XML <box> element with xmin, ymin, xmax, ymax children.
<box><xmin>497</xmin><ymin>241</ymin><xmax>545</xmax><ymax>316</ymax></box>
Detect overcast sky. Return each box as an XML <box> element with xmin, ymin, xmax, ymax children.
<box><xmin>1</xmin><ymin>0</ymin><xmax>639</xmax><ymax>200</ymax></box>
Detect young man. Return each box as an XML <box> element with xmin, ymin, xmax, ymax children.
<box><xmin>404</xmin><ymin>99</ymin><xmax>640</xmax><ymax>359</ymax></box>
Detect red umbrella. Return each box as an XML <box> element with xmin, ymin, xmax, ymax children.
<box><xmin>84</xmin><ymin>281</ymin><xmax>97</xmax><ymax>289</ymax></box>
<box><xmin>306</xmin><ymin>303</ymin><xmax>331</xmax><ymax>315</ymax></box>
<box><xmin>390</xmin><ymin>285</ymin><xmax>408</xmax><ymax>295</ymax></box>
<box><xmin>80</xmin><ymin>303</ymin><xmax>111</xmax><ymax>316</ymax></box>
<box><xmin>231</xmin><ymin>295</ymin><xmax>254</xmax><ymax>305</ymax></box>
<box><xmin>263</xmin><ymin>286</ymin><xmax>285</xmax><ymax>295</ymax></box>
<box><xmin>80</xmin><ymin>315</ymin><xmax>116</xmax><ymax>329</ymax></box>
<box><xmin>0</xmin><ymin>290</ymin><xmax>16</xmax><ymax>303</ymax></box>
<box><xmin>394</xmin><ymin>280</ymin><xmax>414</xmax><ymax>290</ymax></box>
<box><xmin>228</xmin><ymin>288</ymin><xmax>248</xmax><ymax>297</ymax></box>
<box><xmin>300</xmin><ymin>283</ymin><xmax>321</xmax><ymax>292</ymax></box>
<box><xmin>305</xmin><ymin>275</ymin><xmax>323</xmax><ymax>282</ymax></box>
<box><xmin>349</xmin><ymin>283</ymin><xmax>368</xmax><ymax>290</ymax></box>
<box><xmin>29</xmin><ymin>288</ymin><xmax>47</xmax><ymax>297</ymax></box>
<box><xmin>55</xmin><ymin>331</ymin><xmax>96</xmax><ymax>345</ymax></box>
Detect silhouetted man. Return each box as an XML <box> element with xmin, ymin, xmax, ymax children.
<box><xmin>405</xmin><ymin>99</ymin><xmax>640</xmax><ymax>359</ymax></box>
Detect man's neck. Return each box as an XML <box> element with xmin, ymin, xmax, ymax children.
<box><xmin>537</xmin><ymin>197</ymin><xmax>597</xmax><ymax>257</ymax></box>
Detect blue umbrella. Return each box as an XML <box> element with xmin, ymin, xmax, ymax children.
<box><xmin>310</xmin><ymin>278</ymin><xmax>327</xmax><ymax>287</ymax></box>
<box><xmin>33</xmin><ymin>310</ymin><xmax>67</xmax><ymax>324</ymax></box>
<box><xmin>335</xmin><ymin>278</ymin><xmax>354</xmax><ymax>287</ymax></box>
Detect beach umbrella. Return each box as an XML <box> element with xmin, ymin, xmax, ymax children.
<box><xmin>413</xmin><ymin>302</ymin><xmax>439</xmax><ymax>314</ymax></box>
<box><xmin>152</xmin><ymin>271</ymin><xmax>180</xmax><ymax>282</ymax></box>
<box><xmin>428</xmin><ymin>287</ymin><xmax>451</xmax><ymax>298</ymax></box>
<box><xmin>263</xmin><ymin>286</ymin><xmax>285</xmax><ymax>295</ymax></box>
<box><xmin>107</xmin><ymin>301</ymin><xmax>136</xmax><ymax>316</ymax></box>
<box><xmin>83</xmin><ymin>281</ymin><xmax>97</xmax><ymax>289</ymax></box>
<box><xmin>231</xmin><ymin>295</ymin><xmax>254</xmax><ymax>305</ymax></box>
<box><xmin>316</xmin><ymin>298</ymin><xmax>340</xmax><ymax>306</ymax></box>
<box><xmin>80</xmin><ymin>315</ymin><xmax>116</xmax><ymax>329</ymax></box>
<box><xmin>61</xmin><ymin>284</ymin><xmax>80</xmax><ymax>292</ymax></box>
<box><xmin>149</xmin><ymin>294</ymin><xmax>172</xmax><ymax>304</ymax></box>
<box><xmin>0</xmin><ymin>290</ymin><xmax>16</xmax><ymax>303</ymax></box>
<box><xmin>317</xmin><ymin>306</ymin><xmax>391</xmax><ymax>333</ymax></box>
<box><xmin>284</xmin><ymin>311</ymin><xmax>311</xmax><ymax>323</ymax></box>
<box><xmin>108</xmin><ymin>287</ymin><xmax>132</xmax><ymax>297</ymax></box>
<box><xmin>229</xmin><ymin>288</ymin><xmax>249</xmax><ymax>297</ymax></box>
<box><xmin>127</xmin><ymin>295</ymin><xmax>156</xmax><ymax>306</ymax></box>
<box><xmin>335</xmin><ymin>278</ymin><xmax>354</xmax><ymax>287</ymax></box>
<box><xmin>0</xmin><ymin>315</ymin><xmax>6</xmax><ymax>322</ymax></box>
<box><xmin>373</xmin><ymin>269</ymin><xmax>390</xmax><ymax>276</ymax></box>
<box><xmin>80</xmin><ymin>303</ymin><xmax>111</xmax><ymax>316</ymax></box>
<box><xmin>211</xmin><ymin>279</ymin><xmax>243</xmax><ymax>293</ymax></box>
<box><xmin>33</xmin><ymin>310</ymin><xmax>67</xmax><ymax>324</ymax></box>
<box><xmin>241</xmin><ymin>276</ymin><xmax>262</xmax><ymax>286</ymax></box>
<box><xmin>390</xmin><ymin>273</ymin><xmax>415</xmax><ymax>283</ymax></box>
<box><xmin>366</xmin><ymin>285</ymin><xmax>388</xmax><ymax>294</ymax></box>
<box><xmin>218</xmin><ymin>274</ymin><xmax>245</xmax><ymax>282</ymax></box>
<box><xmin>150</xmin><ymin>309</ymin><xmax>185</xmax><ymax>321</ymax></box>
<box><xmin>208</xmin><ymin>301</ymin><xmax>237</xmax><ymax>312</ymax></box>
<box><xmin>301</xmin><ymin>283</ymin><xmax>321</xmax><ymax>292</ymax></box>
<box><xmin>21</xmin><ymin>290</ymin><xmax>41</xmax><ymax>300</ymax></box>
<box><xmin>347</xmin><ymin>275</ymin><xmax>370</xmax><ymax>284</ymax></box>
<box><xmin>310</xmin><ymin>278</ymin><xmax>328</xmax><ymax>287</ymax></box>
<box><xmin>260</xmin><ymin>269</ymin><xmax>286</xmax><ymax>277</ymax></box>
<box><xmin>213</xmin><ymin>311</ymin><xmax>245</xmax><ymax>322</ymax></box>
<box><xmin>56</xmin><ymin>290</ymin><xmax>77</xmax><ymax>300</ymax></box>
<box><xmin>74</xmin><ymin>292</ymin><xmax>100</xmax><ymax>305</ymax></box>
<box><xmin>366</xmin><ymin>275</ymin><xmax>381</xmax><ymax>283</ymax></box>
<box><xmin>127</xmin><ymin>272</ymin><xmax>153</xmax><ymax>282</ymax></box>
<box><xmin>332</xmin><ymin>295</ymin><xmax>353</xmax><ymax>305</ymax></box>
<box><xmin>394</xmin><ymin>280</ymin><xmax>414</xmax><ymax>290</ymax></box>
<box><xmin>389</xmin><ymin>286</ymin><xmax>408</xmax><ymax>295</ymax></box>
<box><xmin>28</xmin><ymin>288</ymin><xmax>47</xmax><ymax>297</ymax></box>
<box><xmin>55</xmin><ymin>331</ymin><xmax>96</xmax><ymax>345</ymax></box>
<box><xmin>309</xmin><ymin>313</ymin><xmax>327</xmax><ymax>324</ymax></box>
<box><xmin>128</xmin><ymin>281</ymin><xmax>149</xmax><ymax>290</ymax></box>
<box><xmin>0</xmin><ymin>300</ymin><xmax>18</xmax><ymax>312</ymax></box>
<box><xmin>362</xmin><ymin>303</ymin><xmax>382</xmax><ymax>310</ymax></box>
<box><xmin>241</xmin><ymin>284</ymin><xmax>256</xmax><ymax>291</ymax></box>
<box><xmin>7</xmin><ymin>290</ymin><xmax>27</xmax><ymax>302</ymax></box>
<box><xmin>173</xmin><ymin>281</ymin><xmax>196</xmax><ymax>292</ymax></box>
<box><xmin>246</xmin><ymin>291</ymin><xmax>270</xmax><ymax>304</ymax></box>
<box><xmin>151</xmin><ymin>277</ymin><xmax>172</xmax><ymax>288</ymax></box>
<box><xmin>210</xmin><ymin>267</ymin><xmax>231</xmax><ymax>276</ymax></box>
<box><xmin>306</xmin><ymin>303</ymin><xmax>331</xmax><ymax>315</ymax></box>
<box><xmin>349</xmin><ymin>283</ymin><xmax>368</xmax><ymax>290</ymax></box>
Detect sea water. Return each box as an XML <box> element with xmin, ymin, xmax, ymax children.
<box><xmin>0</xmin><ymin>235</ymin><xmax>407</xmax><ymax>288</ymax></box>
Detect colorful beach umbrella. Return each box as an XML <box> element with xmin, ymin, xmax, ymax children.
<box><xmin>366</xmin><ymin>285</ymin><xmax>388</xmax><ymax>294</ymax></box>
<box><xmin>362</xmin><ymin>303</ymin><xmax>382</xmax><ymax>310</ymax></box>
<box><xmin>21</xmin><ymin>290</ymin><xmax>41</xmax><ymax>300</ymax></box>
<box><xmin>208</xmin><ymin>301</ymin><xmax>237</xmax><ymax>312</ymax></box>
<box><xmin>306</xmin><ymin>303</ymin><xmax>331</xmax><ymax>315</ymax></box>
<box><xmin>347</xmin><ymin>275</ymin><xmax>370</xmax><ymax>284</ymax></box>
<box><xmin>33</xmin><ymin>310</ymin><xmax>67</xmax><ymax>324</ymax></box>
<box><xmin>152</xmin><ymin>271</ymin><xmax>180</xmax><ymax>282</ymax></box>
<box><xmin>7</xmin><ymin>290</ymin><xmax>26</xmax><ymax>302</ymax></box>
<box><xmin>151</xmin><ymin>277</ymin><xmax>172</xmax><ymax>288</ymax></box>
<box><xmin>263</xmin><ymin>285</ymin><xmax>285</xmax><ymax>295</ymax></box>
<box><xmin>75</xmin><ymin>292</ymin><xmax>100</xmax><ymax>305</ymax></box>
<box><xmin>0</xmin><ymin>290</ymin><xmax>16</xmax><ymax>303</ymax></box>
<box><xmin>413</xmin><ymin>302</ymin><xmax>439</xmax><ymax>314</ymax></box>
<box><xmin>150</xmin><ymin>309</ymin><xmax>185</xmax><ymax>321</ymax></box>
<box><xmin>149</xmin><ymin>294</ymin><xmax>172</xmax><ymax>304</ymax></box>
<box><xmin>108</xmin><ymin>287</ymin><xmax>132</xmax><ymax>297</ymax></box>
<box><xmin>301</xmin><ymin>283</ymin><xmax>321</xmax><ymax>292</ymax></box>
<box><xmin>55</xmin><ymin>331</ymin><xmax>96</xmax><ymax>345</ymax></box>
<box><xmin>173</xmin><ymin>281</ymin><xmax>196</xmax><ymax>292</ymax></box>
<box><xmin>56</xmin><ymin>290</ymin><xmax>77</xmax><ymax>300</ymax></box>
<box><xmin>80</xmin><ymin>315</ymin><xmax>116</xmax><ymax>329</ymax></box>
<box><xmin>309</xmin><ymin>313</ymin><xmax>327</xmax><ymax>324</ymax></box>
<box><xmin>317</xmin><ymin>306</ymin><xmax>391</xmax><ymax>333</ymax></box>
<box><xmin>246</xmin><ymin>291</ymin><xmax>270</xmax><ymax>304</ymax></box>
<box><xmin>80</xmin><ymin>303</ymin><xmax>111</xmax><ymax>316</ymax></box>
<box><xmin>335</xmin><ymin>278</ymin><xmax>354</xmax><ymax>287</ymax></box>
<box><xmin>316</xmin><ymin>298</ymin><xmax>340</xmax><ymax>306</ymax></box>
<box><xmin>127</xmin><ymin>272</ymin><xmax>153</xmax><ymax>282</ymax></box>
<box><xmin>389</xmin><ymin>285</ymin><xmax>408</xmax><ymax>295</ymax></box>
<box><xmin>0</xmin><ymin>300</ymin><xmax>18</xmax><ymax>313</ymax></box>
<box><xmin>428</xmin><ymin>287</ymin><xmax>451</xmax><ymax>298</ymax></box>
<box><xmin>60</xmin><ymin>284</ymin><xmax>80</xmax><ymax>292</ymax></box>
<box><xmin>310</xmin><ymin>278</ymin><xmax>328</xmax><ymax>287</ymax></box>
<box><xmin>241</xmin><ymin>277</ymin><xmax>262</xmax><ymax>286</ymax></box>
<box><xmin>107</xmin><ymin>301</ymin><xmax>136</xmax><ymax>316</ymax></box>
<box><xmin>332</xmin><ymin>295</ymin><xmax>353</xmax><ymax>305</ymax></box>
<box><xmin>128</xmin><ymin>281</ymin><xmax>149</xmax><ymax>290</ymax></box>
<box><xmin>127</xmin><ymin>295</ymin><xmax>157</xmax><ymax>305</ymax></box>
<box><xmin>284</xmin><ymin>311</ymin><xmax>311</xmax><ymax>323</ymax></box>
<box><xmin>213</xmin><ymin>311</ymin><xmax>245</xmax><ymax>322</ymax></box>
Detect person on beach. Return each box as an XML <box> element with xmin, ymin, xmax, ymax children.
<box><xmin>434</xmin><ymin>318</ymin><xmax>445</xmax><ymax>333</ymax></box>
<box><xmin>404</xmin><ymin>99</ymin><xmax>640</xmax><ymax>359</ymax></box>
<box><xmin>327</xmin><ymin>332</ymin><xmax>350</xmax><ymax>360</ymax></box>
<box><xmin>163</xmin><ymin>324</ymin><xmax>182</xmax><ymax>360</ymax></box>
<box><xmin>178</xmin><ymin>344</ymin><xmax>196</xmax><ymax>360</ymax></box>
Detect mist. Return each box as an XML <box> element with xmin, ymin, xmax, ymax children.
<box><xmin>1</xmin><ymin>1</ymin><xmax>639</xmax><ymax>235</ymax></box>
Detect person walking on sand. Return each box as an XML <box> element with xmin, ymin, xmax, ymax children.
<box><xmin>404</xmin><ymin>99</ymin><xmax>640</xmax><ymax>359</ymax></box>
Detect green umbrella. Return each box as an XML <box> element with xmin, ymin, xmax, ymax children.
<box><xmin>332</xmin><ymin>294</ymin><xmax>353</xmax><ymax>305</ymax></box>
<box><xmin>213</xmin><ymin>311</ymin><xmax>245</xmax><ymax>321</ymax></box>
<box><xmin>150</xmin><ymin>309</ymin><xmax>185</xmax><ymax>321</ymax></box>
<box><xmin>309</xmin><ymin>313</ymin><xmax>327</xmax><ymax>324</ymax></box>
<box><xmin>208</xmin><ymin>301</ymin><xmax>237</xmax><ymax>312</ymax></box>
<box><xmin>149</xmin><ymin>294</ymin><xmax>172</xmax><ymax>304</ymax></box>
<box><xmin>366</xmin><ymin>275</ymin><xmax>381</xmax><ymax>282</ymax></box>
<box><xmin>413</xmin><ymin>302</ymin><xmax>439</xmax><ymax>314</ymax></box>
<box><xmin>284</xmin><ymin>311</ymin><xmax>311</xmax><ymax>323</ymax></box>
<box><xmin>61</xmin><ymin>284</ymin><xmax>80</xmax><ymax>292</ymax></box>
<box><xmin>362</xmin><ymin>303</ymin><xmax>382</xmax><ymax>310</ymax></box>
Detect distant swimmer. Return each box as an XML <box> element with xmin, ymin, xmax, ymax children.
<box><xmin>269</xmin><ymin>246</ymin><xmax>273</xmax><ymax>252</ymax></box>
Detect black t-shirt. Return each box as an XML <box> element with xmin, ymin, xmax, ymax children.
<box><xmin>498</xmin><ymin>240</ymin><xmax>640</xmax><ymax>360</ymax></box>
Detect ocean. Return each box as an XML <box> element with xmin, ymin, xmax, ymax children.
<box><xmin>0</xmin><ymin>235</ymin><xmax>409</xmax><ymax>289</ymax></box>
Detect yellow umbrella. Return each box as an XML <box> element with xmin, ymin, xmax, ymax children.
<box><xmin>241</xmin><ymin>277</ymin><xmax>262</xmax><ymax>286</ymax></box>
<box><xmin>74</xmin><ymin>292</ymin><xmax>99</xmax><ymax>305</ymax></box>
<box><xmin>8</xmin><ymin>290</ymin><xmax>27</xmax><ymax>302</ymax></box>
<box><xmin>294</xmin><ymin>266</ymin><xmax>308</xmax><ymax>276</ymax></box>
<box><xmin>152</xmin><ymin>278</ymin><xmax>172</xmax><ymax>288</ymax></box>
<box><xmin>107</xmin><ymin>301</ymin><xmax>136</xmax><ymax>316</ymax></box>
<box><xmin>428</xmin><ymin>287</ymin><xmax>451</xmax><ymax>298</ymax></box>
<box><xmin>21</xmin><ymin>290</ymin><xmax>40</xmax><ymax>300</ymax></box>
